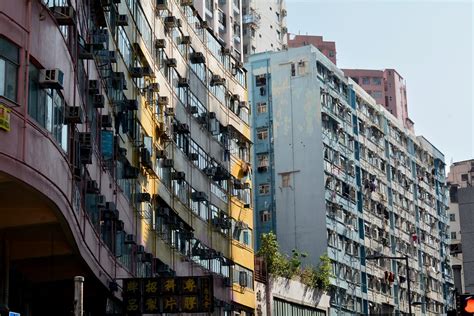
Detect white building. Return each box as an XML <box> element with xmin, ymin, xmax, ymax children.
<box><xmin>242</xmin><ymin>0</ymin><xmax>287</xmax><ymax>60</ymax></box>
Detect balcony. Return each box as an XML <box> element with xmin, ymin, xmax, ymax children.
<box><xmin>243</xmin><ymin>11</ymin><xmax>260</xmax><ymax>26</ymax></box>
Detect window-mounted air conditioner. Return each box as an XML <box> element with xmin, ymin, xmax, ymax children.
<box><xmin>39</xmin><ymin>69</ymin><xmax>64</xmax><ymax>90</ymax></box>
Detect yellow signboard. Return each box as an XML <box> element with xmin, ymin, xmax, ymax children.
<box><xmin>0</xmin><ymin>104</ymin><xmax>11</xmax><ymax>131</ymax></box>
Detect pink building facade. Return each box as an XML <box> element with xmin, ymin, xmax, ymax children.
<box><xmin>343</xmin><ymin>68</ymin><xmax>414</xmax><ymax>131</ymax></box>
<box><xmin>287</xmin><ymin>34</ymin><xmax>337</xmax><ymax>64</ymax></box>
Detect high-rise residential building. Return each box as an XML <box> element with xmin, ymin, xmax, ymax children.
<box><xmin>247</xmin><ymin>46</ymin><xmax>453</xmax><ymax>315</ymax></box>
<box><xmin>342</xmin><ymin>68</ymin><xmax>414</xmax><ymax>131</ymax></box>
<box><xmin>287</xmin><ymin>34</ymin><xmax>337</xmax><ymax>64</ymax></box>
<box><xmin>0</xmin><ymin>0</ymin><xmax>254</xmax><ymax>314</ymax></box>
<box><xmin>447</xmin><ymin>159</ymin><xmax>474</xmax><ymax>294</ymax></box>
<box><xmin>194</xmin><ymin>0</ymin><xmax>244</xmax><ymax>60</ymax></box>
<box><xmin>241</xmin><ymin>0</ymin><xmax>288</xmax><ymax>60</ymax></box>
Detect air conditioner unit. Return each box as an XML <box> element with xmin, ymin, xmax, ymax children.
<box><xmin>165</xmin><ymin>58</ymin><xmax>177</xmax><ymax>68</ymax></box>
<box><xmin>200</xmin><ymin>20</ymin><xmax>209</xmax><ymax>29</ymax></box>
<box><xmin>178</xmin><ymin>77</ymin><xmax>189</xmax><ymax>87</ymax></box>
<box><xmin>80</xmin><ymin>146</ymin><xmax>92</xmax><ymax>164</ymax></box>
<box><xmin>148</xmin><ymin>83</ymin><xmax>160</xmax><ymax>92</ymax></box>
<box><xmin>189</xmin><ymin>105</ymin><xmax>198</xmax><ymax>114</ymax></box>
<box><xmin>140</xmin><ymin>148</ymin><xmax>153</xmax><ymax>169</ymax></box>
<box><xmin>116</xmin><ymin>14</ymin><xmax>129</xmax><ymax>26</ymax></box>
<box><xmin>101</xmin><ymin>114</ymin><xmax>113</xmax><ymax>128</ymax></box>
<box><xmin>221</xmin><ymin>47</ymin><xmax>231</xmax><ymax>55</ymax></box>
<box><xmin>158</xmin><ymin>96</ymin><xmax>169</xmax><ymax>106</ymax></box>
<box><xmin>162</xmin><ymin>159</ymin><xmax>174</xmax><ymax>168</ymax></box>
<box><xmin>165</xmin><ymin>107</ymin><xmax>174</xmax><ymax>116</ymax></box>
<box><xmin>156</xmin><ymin>149</ymin><xmax>167</xmax><ymax>159</ymax></box>
<box><xmin>282</xmin><ymin>44</ymin><xmax>288</xmax><ymax>50</ymax></box>
<box><xmin>281</xmin><ymin>26</ymin><xmax>288</xmax><ymax>33</ymax></box>
<box><xmin>176</xmin><ymin>123</ymin><xmax>190</xmax><ymax>134</ymax></box>
<box><xmin>78</xmin><ymin>43</ymin><xmax>94</xmax><ymax>60</ymax></box>
<box><xmin>111</xmin><ymin>71</ymin><xmax>127</xmax><ymax>90</ymax></box>
<box><xmin>155</xmin><ymin>39</ymin><xmax>166</xmax><ymax>49</ymax></box>
<box><xmin>281</xmin><ymin>9</ymin><xmax>287</xmax><ymax>17</ymax></box>
<box><xmin>189</xmin><ymin>153</ymin><xmax>199</xmax><ymax>161</ymax></box>
<box><xmin>78</xmin><ymin>132</ymin><xmax>92</xmax><ymax>148</ymax></box>
<box><xmin>124</xmin><ymin>99</ymin><xmax>138</xmax><ymax>111</ymax></box>
<box><xmin>164</xmin><ymin>16</ymin><xmax>178</xmax><ymax>28</ymax></box>
<box><xmin>235</xmin><ymin>61</ymin><xmax>244</xmax><ymax>69</ymax></box>
<box><xmin>65</xmin><ymin>106</ymin><xmax>83</xmax><ymax>124</ymax></box>
<box><xmin>210</xmin><ymin>75</ymin><xmax>225</xmax><ymax>86</ymax></box>
<box><xmin>135</xmin><ymin>192</ymin><xmax>151</xmax><ymax>203</ymax></box>
<box><xmin>39</xmin><ymin>69</ymin><xmax>64</xmax><ymax>89</ymax></box>
<box><xmin>86</xmin><ymin>180</ymin><xmax>99</xmax><ymax>193</ymax></box>
<box><xmin>96</xmin><ymin>195</ymin><xmax>106</xmax><ymax>208</ymax></box>
<box><xmin>88</xmin><ymin>80</ymin><xmax>100</xmax><ymax>95</ymax></box>
<box><xmin>93</xmin><ymin>94</ymin><xmax>105</xmax><ymax>108</ymax></box>
<box><xmin>130</xmin><ymin>67</ymin><xmax>145</xmax><ymax>78</ymax></box>
<box><xmin>239</xmin><ymin>271</ymin><xmax>248</xmax><ymax>287</ymax></box>
<box><xmin>180</xmin><ymin>36</ymin><xmax>192</xmax><ymax>45</ymax></box>
<box><xmin>116</xmin><ymin>220</ymin><xmax>125</xmax><ymax>231</ymax></box>
<box><xmin>171</xmin><ymin>171</ymin><xmax>186</xmax><ymax>181</ymax></box>
<box><xmin>203</xmin><ymin>167</ymin><xmax>216</xmax><ymax>177</ymax></box>
<box><xmin>190</xmin><ymin>52</ymin><xmax>205</xmax><ymax>64</ymax></box>
<box><xmin>51</xmin><ymin>6</ymin><xmax>75</xmax><ymax>25</ymax></box>
<box><xmin>191</xmin><ymin>191</ymin><xmax>207</xmax><ymax>202</ymax></box>
<box><xmin>156</xmin><ymin>0</ymin><xmax>168</xmax><ymax>11</ymax></box>
<box><xmin>123</xmin><ymin>165</ymin><xmax>140</xmax><ymax>179</ymax></box>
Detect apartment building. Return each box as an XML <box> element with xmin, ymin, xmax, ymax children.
<box><xmin>193</xmin><ymin>0</ymin><xmax>244</xmax><ymax>61</ymax></box>
<box><xmin>247</xmin><ymin>46</ymin><xmax>453</xmax><ymax>315</ymax></box>
<box><xmin>343</xmin><ymin>68</ymin><xmax>414</xmax><ymax>131</ymax></box>
<box><xmin>447</xmin><ymin>159</ymin><xmax>474</xmax><ymax>294</ymax></box>
<box><xmin>0</xmin><ymin>0</ymin><xmax>254</xmax><ymax>315</ymax></box>
<box><xmin>287</xmin><ymin>34</ymin><xmax>337</xmax><ymax>64</ymax></box>
<box><xmin>241</xmin><ymin>0</ymin><xmax>287</xmax><ymax>60</ymax></box>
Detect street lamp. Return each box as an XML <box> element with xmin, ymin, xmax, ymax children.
<box><xmin>365</xmin><ymin>254</ymin><xmax>412</xmax><ymax>316</ymax></box>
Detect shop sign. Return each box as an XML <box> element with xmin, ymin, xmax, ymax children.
<box><xmin>123</xmin><ymin>276</ymin><xmax>213</xmax><ymax>314</ymax></box>
<box><xmin>0</xmin><ymin>104</ymin><xmax>11</xmax><ymax>131</ymax></box>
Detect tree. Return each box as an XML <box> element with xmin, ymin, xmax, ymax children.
<box><xmin>257</xmin><ymin>232</ymin><xmax>331</xmax><ymax>291</ymax></box>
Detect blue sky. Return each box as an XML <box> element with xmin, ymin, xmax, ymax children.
<box><xmin>286</xmin><ymin>0</ymin><xmax>473</xmax><ymax>164</ymax></box>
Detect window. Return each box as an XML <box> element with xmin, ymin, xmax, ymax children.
<box><xmin>449</xmin><ymin>214</ymin><xmax>456</xmax><ymax>222</ymax></box>
<box><xmin>258</xmin><ymin>183</ymin><xmax>270</xmax><ymax>195</ymax></box>
<box><xmin>257</xmin><ymin>154</ymin><xmax>269</xmax><ymax>167</ymax></box>
<box><xmin>260</xmin><ymin>210</ymin><xmax>271</xmax><ymax>222</ymax></box>
<box><xmin>281</xmin><ymin>173</ymin><xmax>291</xmax><ymax>187</ymax></box>
<box><xmin>257</xmin><ymin>102</ymin><xmax>267</xmax><ymax>114</ymax></box>
<box><xmin>28</xmin><ymin>63</ymin><xmax>68</xmax><ymax>151</ymax></box>
<box><xmin>0</xmin><ymin>37</ymin><xmax>19</xmax><ymax>101</ymax></box>
<box><xmin>461</xmin><ymin>174</ymin><xmax>468</xmax><ymax>181</ymax></box>
<box><xmin>291</xmin><ymin>63</ymin><xmax>296</xmax><ymax>76</ymax></box>
<box><xmin>451</xmin><ymin>232</ymin><xmax>457</xmax><ymax>240</ymax></box>
<box><xmin>362</xmin><ymin>77</ymin><xmax>370</xmax><ymax>85</ymax></box>
<box><xmin>257</xmin><ymin>128</ymin><xmax>268</xmax><ymax>140</ymax></box>
<box><xmin>328</xmin><ymin>51</ymin><xmax>335</xmax><ymax>57</ymax></box>
<box><xmin>372</xmin><ymin>77</ymin><xmax>382</xmax><ymax>85</ymax></box>
<box><xmin>372</xmin><ymin>91</ymin><xmax>382</xmax><ymax>99</ymax></box>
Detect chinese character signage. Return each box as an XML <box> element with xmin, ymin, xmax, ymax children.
<box><xmin>0</xmin><ymin>104</ymin><xmax>11</xmax><ymax>132</ymax></box>
<box><xmin>122</xmin><ymin>276</ymin><xmax>214</xmax><ymax>314</ymax></box>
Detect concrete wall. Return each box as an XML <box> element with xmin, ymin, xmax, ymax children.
<box><xmin>255</xmin><ymin>276</ymin><xmax>330</xmax><ymax>315</ymax></box>
<box><xmin>269</xmin><ymin>49</ymin><xmax>327</xmax><ymax>266</ymax></box>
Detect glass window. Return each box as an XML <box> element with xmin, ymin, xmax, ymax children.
<box><xmin>451</xmin><ymin>232</ymin><xmax>457</xmax><ymax>240</ymax></box>
<box><xmin>258</xmin><ymin>183</ymin><xmax>270</xmax><ymax>195</ymax></box>
<box><xmin>372</xmin><ymin>77</ymin><xmax>382</xmax><ymax>85</ymax></box>
<box><xmin>449</xmin><ymin>213</ymin><xmax>455</xmax><ymax>222</ymax></box>
<box><xmin>281</xmin><ymin>173</ymin><xmax>291</xmax><ymax>187</ymax></box>
<box><xmin>0</xmin><ymin>37</ymin><xmax>19</xmax><ymax>101</ymax></box>
<box><xmin>362</xmin><ymin>77</ymin><xmax>370</xmax><ymax>85</ymax></box>
<box><xmin>461</xmin><ymin>174</ymin><xmax>468</xmax><ymax>181</ymax></box>
<box><xmin>257</xmin><ymin>128</ymin><xmax>268</xmax><ymax>140</ymax></box>
<box><xmin>260</xmin><ymin>210</ymin><xmax>271</xmax><ymax>222</ymax></box>
<box><xmin>257</xmin><ymin>102</ymin><xmax>267</xmax><ymax>114</ymax></box>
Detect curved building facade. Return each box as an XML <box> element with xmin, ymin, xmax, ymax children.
<box><xmin>0</xmin><ymin>0</ymin><xmax>254</xmax><ymax>315</ymax></box>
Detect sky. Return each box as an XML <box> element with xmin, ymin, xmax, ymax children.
<box><xmin>286</xmin><ymin>0</ymin><xmax>473</xmax><ymax>165</ymax></box>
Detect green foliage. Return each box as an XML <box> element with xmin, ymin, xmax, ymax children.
<box><xmin>257</xmin><ymin>232</ymin><xmax>331</xmax><ymax>291</ymax></box>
